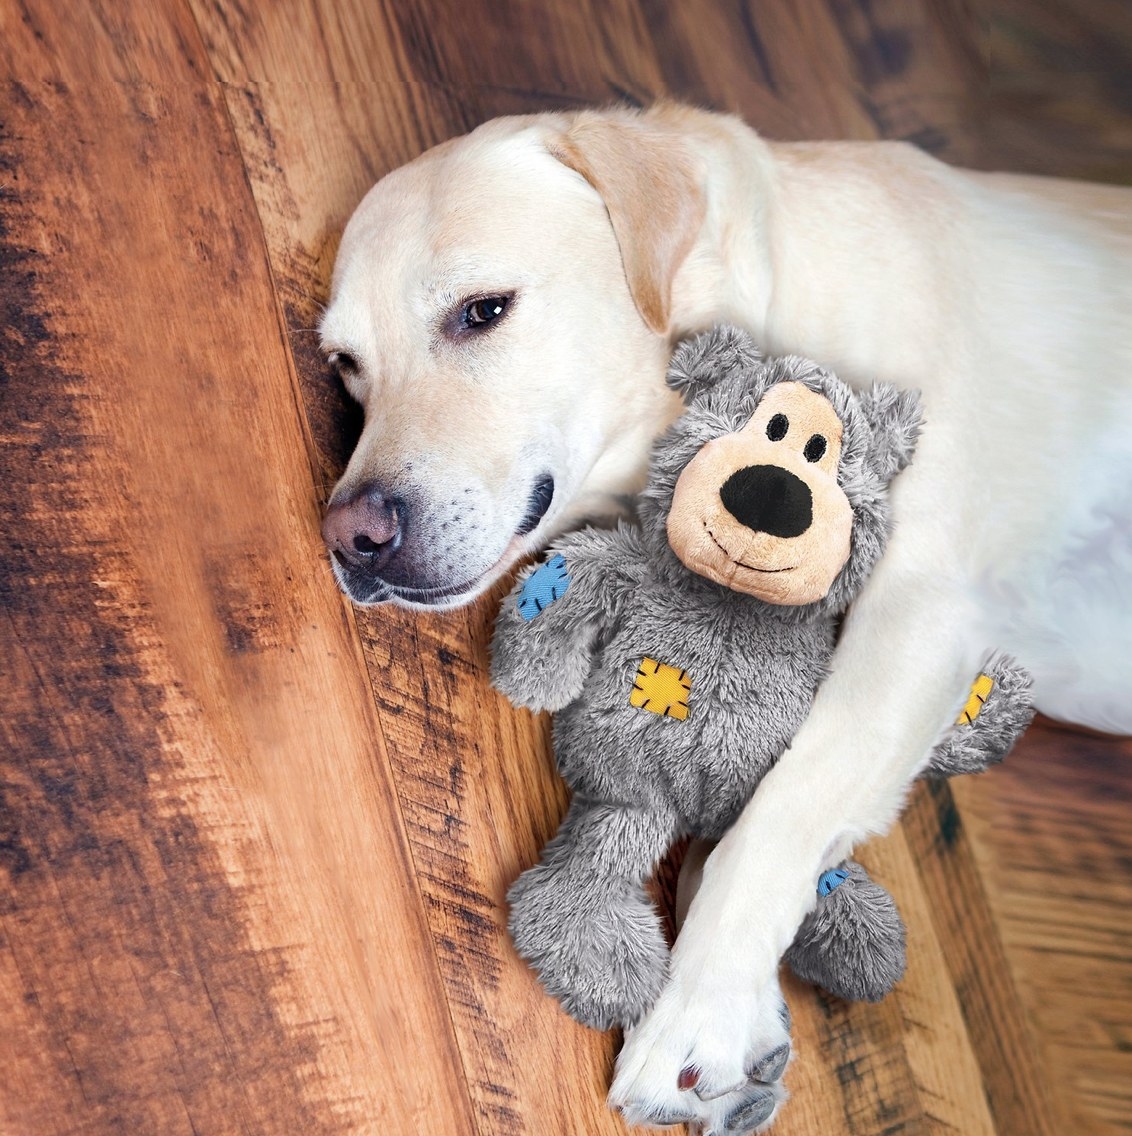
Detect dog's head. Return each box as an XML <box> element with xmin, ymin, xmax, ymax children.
<box><xmin>646</xmin><ymin>327</ymin><xmax>921</xmax><ymax>615</ymax></box>
<box><xmin>319</xmin><ymin>107</ymin><xmax>714</xmax><ymax>608</ymax></box>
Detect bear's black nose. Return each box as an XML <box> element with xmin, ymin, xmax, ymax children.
<box><xmin>719</xmin><ymin>464</ymin><xmax>813</xmax><ymax>538</ymax></box>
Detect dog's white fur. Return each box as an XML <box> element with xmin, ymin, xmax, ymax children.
<box><xmin>322</xmin><ymin>104</ymin><xmax>1132</xmax><ymax>1128</ymax></box>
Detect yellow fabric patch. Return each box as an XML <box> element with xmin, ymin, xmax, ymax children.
<box><xmin>630</xmin><ymin>658</ymin><xmax>692</xmax><ymax>720</ymax></box>
<box><xmin>957</xmin><ymin>673</ymin><xmax>995</xmax><ymax>725</ymax></box>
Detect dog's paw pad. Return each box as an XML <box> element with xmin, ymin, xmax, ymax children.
<box><xmin>692</xmin><ymin>1067</ymin><xmax>749</xmax><ymax>1102</ymax></box>
<box><xmin>612</xmin><ymin>977</ymin><xmax>792</xmax><ymax>1132</ymax></box>
<box><xmin>629</xmin><ymin>1104</ymin><xmax>699</xmax><ymax>1128</ymax></box>
<box><xmin>745</xmin><ymin>1041</ymin><xmax>790</xmax><ymax>1084</ymax></box>
<box><xmin>719</xmin><ymin>1084</ymin><xmax>780</xmax><ymax>1133</ymax></box>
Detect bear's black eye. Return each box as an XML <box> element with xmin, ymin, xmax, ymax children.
<box><xmin>804</xmin><ymin>434</ymin><xmax>827</xmax><ymax>462</ymax></box>
<box><xmin>766</xmin><ymin>414</ymin><xmax>789</xmax><ymax>441</ymax></box>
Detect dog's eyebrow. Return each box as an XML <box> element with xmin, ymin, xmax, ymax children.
<box><xmin>426</xmin><ymin>281</ymin><xmax>504</xmax><ymax>311</ymax></box>
<box><xmin>423</xmin><ymin>256</ymin><xmax>531</xmax><ymax>301</ymax></box>
<box><xmin>422</xmin><ymin>252</ymin><xmax>497</xmax><ymax>291</ymax></box>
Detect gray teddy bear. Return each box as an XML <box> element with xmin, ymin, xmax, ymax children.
<box><xmin>491</xmin><ymin>327</ymin><xmax>1032</xmax><ymax>1055</ymax></box>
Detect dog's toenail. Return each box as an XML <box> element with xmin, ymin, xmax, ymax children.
<box><xmin>678</xmin><ymin>1064</ymin><xmax>700</xmax><ymax>1091</ymax></box>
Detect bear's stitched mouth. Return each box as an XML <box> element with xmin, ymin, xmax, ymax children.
<box><xmin>705</xmin><ymin>523</ymin><xmax>796</xmax><ymax>574</ymax></box>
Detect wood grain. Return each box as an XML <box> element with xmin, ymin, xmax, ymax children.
<box><xmin>903</xmin><ymin>783</ymin><xmax>1057</xmax><ymax>1136</ymax></box>
<box><xmin>0</xmin><ymin>5</ymin><xmax>474</xmax><ymax>1133</ymax></box>
<box><xmin>954</xmin><ymin>722</ymin><xmax>1132</xmax><ymax>1135</ymax></box>
<box><xmin>1</xmin><ymin>0</ymin><xmax>1129</xmax><ymax>1134</ymax></box>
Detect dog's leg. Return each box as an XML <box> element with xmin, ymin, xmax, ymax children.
<box><xmin>610</xmin><ymin>538</ymin><xmax>981</xmax><ymax>1131</ymax></box>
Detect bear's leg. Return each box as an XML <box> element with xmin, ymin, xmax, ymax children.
<box><xmin>508</xmin><ymin>795</ymin><xmax>678</xmax><ymax>1030</ymax></box>
<box><xmin>784</xmin><ymin>859</ymin><xmax>907</xmax><ymax>1003</ymax></box>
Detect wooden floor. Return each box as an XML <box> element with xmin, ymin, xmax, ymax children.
<box><xmin>1</xmin><ymin>1</ymin><xmax>1130</xmax><ymax>1133</ymax></box>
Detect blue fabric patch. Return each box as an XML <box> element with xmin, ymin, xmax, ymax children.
<box><xmin>817</xmin><ymin>868</ymin><xmax>850</xmax><ymax>897</ymax></box>
<box><xmin>517</xmin><ymin>554</ymin><xmax>571</xmax><ymax>621</ymax></box>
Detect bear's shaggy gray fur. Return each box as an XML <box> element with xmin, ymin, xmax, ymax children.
<box><xmin>492</xmin><ymin>326</ymin><xmax>1034</xmax><ymax>1035</ymax></box>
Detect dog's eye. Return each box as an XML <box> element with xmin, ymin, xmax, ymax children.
<box><xmin>462</xmin><ymin>295</ymin><xmax>511</xmax><ymax>329</ymax></box>
<box><xmin>766</xmin><ymin>414</ymin><xmax>789</xmax><ymax>441</ymax></box>
<box><xmin>330</xmin><ymin>351</ymin><xmax>359</xmax><ymax>378</ymax></box>
<box><xmin>804</xmin><ymin>434</ymin><xmax>828</xmax><ymax>462</ymax></box>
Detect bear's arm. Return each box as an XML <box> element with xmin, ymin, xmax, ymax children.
<box><xmin>920</xmin><ymin>652</ymin><xmax>1035</xmax><ymax>777</ymax></box>
<box><xmin>490</xmin><ymin>523</ymin><xmax>641</xmax><ymax>713</ymax></box>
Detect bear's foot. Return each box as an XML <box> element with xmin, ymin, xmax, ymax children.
<box><xmin>508</xmin><ymin>862</ymin><xmax>668</xmax><ymax>1030</ymax></box>
<box><xmin>785</xmin><ymin>860</ymin><xmax>906</xmax><ymax>1002</ymax></box>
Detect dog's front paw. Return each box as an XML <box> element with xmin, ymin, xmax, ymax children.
<box><xmin>508</xmin><ymin>865</ymin><xmax>668</xmax><ymax>1030</ymax></box>
<box><xmin>609</xmin><ymin>972</ymin><xmax>791</xmax><ymax>1133</ymax></box>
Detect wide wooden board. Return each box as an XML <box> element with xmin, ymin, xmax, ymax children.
<box><xmin>0</xmin><ymin>5</ymin><xmax>473</xmax><ymax>1133</ymax></box>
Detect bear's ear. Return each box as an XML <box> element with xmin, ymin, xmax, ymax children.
<box><xmin>856</xmin><ymin>383</ymin><xmax>923</xmax><ymax>483</ymax></box>
<box><xmin>666</xmin><ymin>325</ymin><xmax>763</xmax><ymax>403</ymax></box>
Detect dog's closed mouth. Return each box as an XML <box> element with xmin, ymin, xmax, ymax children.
<box><xmin>332</xmin><ymin>527</ymin><xmax>533</xmax><ymax>609</ymax></box>
<box><xmin>330</xmin><ymin>562</ymin><xmax>396</xmax><ymax>605</ymax></box>
<box><xmin>388</xmin><ymin>578</ymin><xmax>487</xmax><ymax>604</ymax></box>
<box><xmin>516</xmin><ymin>474</ymin><xmax>555</xmax><ymax>536</ymax></box>
<box><xmin>333</xmin><ymin>562</ymin><xmax>485</xmax><ymax>608</ymax></box>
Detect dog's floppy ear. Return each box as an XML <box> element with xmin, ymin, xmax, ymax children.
<box><xmin>666</xmin><ymin>325</ymin><xmax>763</xmax><ymax>402</ymax></box>
<box><xmin>856</xmin><ymin>383</ymin><xmax>923</xmax><ymax>482</ymax></box>
<box><xmin>550</xmin><ymin>110</ymin><xmax>706</xmax><ymax>336</ymax></box>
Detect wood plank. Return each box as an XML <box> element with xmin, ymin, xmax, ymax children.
<box><xmin>385</xmin><ymin>0</ymin><xmax>666</xmax><ymax>106</ymax></box>
<box><xmin>855</xmin><ymin>827</ymin><xmax>999</xmax><ymax>1136</ymax></box>
<box><xmin>953</xmin><ymin>721</ymin><xmax>1132</xmax><ymax>1136</ymax></box>
<box><xmin>965</xmin><ymin>0</ymin><xmax>1132</xmax><ymax>180</ymax></box>
<box><xmin>903</xmin><ymin>781</ymin><xmax>1058</xmax><ymax>1136</ymax></box>
<box><xmin>0</xmin><ymin>4</ymin><xmax>475</xmax><ymax>1134</ymax></box>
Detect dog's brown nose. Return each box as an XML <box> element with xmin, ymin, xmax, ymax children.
<box><xmin>321</xmin><ymin>483</ymin><xmax>404</xmax><ymax>571</ymax></box>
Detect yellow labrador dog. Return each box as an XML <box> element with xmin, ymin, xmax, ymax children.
<box><xmin>320</xmin><ymin>104</ymin><xmax>1132</xmax><ymax>1132</ymax></box>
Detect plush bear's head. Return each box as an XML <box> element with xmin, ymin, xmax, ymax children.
<box><xmin>639</xmin><ymin>327</ymin><xmax>921</xmax><ymax>616</ymax></box>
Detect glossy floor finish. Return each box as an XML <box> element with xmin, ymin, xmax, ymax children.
<box><xmin>1</xmin><ymin>1</ymin><xmax>1129</xmax><ymax>1133</ymax></box>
